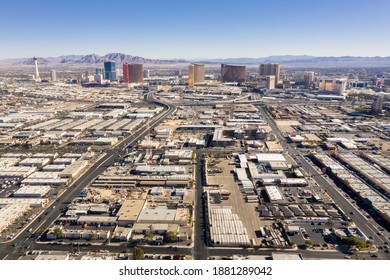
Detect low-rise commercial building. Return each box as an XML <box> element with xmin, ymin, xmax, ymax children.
<box><xmin>0</xmin><ymin>204</ymin><xmax>30</xmax><ymax>231</ymax></box>
<box><xmin>59</xmin><ymin>160</ymin><xmax>89</xmax><ymax>178</ymax></box>
<box><xmin>0</xmin><ymin>166</ymin><xmax>37</xmax><ymax>178</ymax></box>
<box><xmin>18</xmin><ymin>158</ymin><xmax>51</xmax><ymax>168</ymax></box>
<box><xmin>13</xmin><ymin>185</ymin><xmax>51</xmax><ymax>197</ymax></box>
<box><xmin>117</xmin><ymin>199</ymin><xmax>146</xmax><ymax>226</ymax></box>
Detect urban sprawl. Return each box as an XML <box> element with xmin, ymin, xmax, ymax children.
<box><xmin>0</xmin><ymin>60</ymin><xmax>389</xmax><ymax>261</ymax></box>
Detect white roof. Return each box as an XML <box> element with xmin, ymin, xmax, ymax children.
<box><xmin>238</xmin><ymin>154</ymin><xmax>248</xmax><ymax>163</ymax></box>
<box><xmin>265</xmin><ymin>185</ymin><xmax>283</xmax><ymax>201</ymax></box>
<box><xmin>13</xmin><ymin>185</ymin><xmax>51</xmax><ymax>196</ymax></box>
<box><xmin>138</xmin><ymin>206</ymin><xmax>177</xmax><ymax>222</ymax></box>
<box><xmin>256</xmin><ymin>153</ymin><xmax>286</xmax><ymax>162</ymax></box>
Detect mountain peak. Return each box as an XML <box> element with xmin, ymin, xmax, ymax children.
<box><xmin>15</xmin><ymin>53</ymin><xmax>185</xmax><ymax>66</ymax></box>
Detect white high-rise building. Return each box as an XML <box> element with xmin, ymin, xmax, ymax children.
<box><xmin>94</xmin><ymin>74</ymin><xmax>103</xmax><ymax>84</ymax></box>
<box><xmin>372</xmin><ymin>94</ymin><xmax>384</xmax><ymax>115</ymax></box>
<box><xmin>304</xmin><ymin>71</ymin><xmax>315</xmax><ymax>88</ymax></box>
<box><xmin>334</xmin><ymin>79</ymin><xmax>347</xmax><ymax>95</ymax></box>
<box><xmin>50</xmin><ymin>70</ymin><xmax>57</xmax><ymax>82</ymax></box>
<box><xmin>33</xmin><ymin>57</ymin><xmax>40</xmax><ymax>81</ymax></box>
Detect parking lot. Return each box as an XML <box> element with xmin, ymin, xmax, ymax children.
<box><xmin>288</xmin><ymin>222</ymin><xmax>337</xmax><ymax>249</ymax></box>
<box><xmin>205</xmin><ymin>157</ymin><xmax>272</xmax><ymax>245</ymax></box>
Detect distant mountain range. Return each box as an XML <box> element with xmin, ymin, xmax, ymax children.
<box><xmin>15</xmin><ymin>53</ymin><xmax>186</xmax><ymax>66</ymax></box>
<box><xmin>1</xmin><ymin>53</ymin><xmax>390</xmax><ymax>68</ymax></box>
<box><xmin>197</xmin><ymin>55</ymin><xmax>390</xmax><ymax>67</ymax></box>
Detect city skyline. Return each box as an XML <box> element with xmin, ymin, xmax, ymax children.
<box><xmin>1</xmin><ymin>0</ymin><xmax>390</xmax><ymax>60</ymax></box>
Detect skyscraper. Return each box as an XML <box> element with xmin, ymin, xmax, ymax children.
<box><xmin>50</xmin><ymin>70</ymin><xmax>57</xmax><ymax>82</ymax></box>
<box><xmin>188</xmin><ymin>64</ymin><xmax>195</xmax><ymax>88</ymax></box>
<box><xmin>304</xmin><ymin>71</ymin><xmax>314</xmax><ymax>88</ymax></box>
<box><xmin>94</xmin><ymin>74</ymin><xmax>103</xmax><ymax>84</ymax></box>
<box><xmin>123</xmin><ymin>63</ymin><xmax>129</xmax><ymax>83</ymax></box>
<box><xmin>194</xmin><ymin>64</ymin><xmax>205</xmax><ymax>83</ymax></box>
<box><xmin>104</xmin><ymin>61</ymin><xmax>117</xmax><ymax>81</ymax></box>
<box><xmin>128</xmin><ymin>64</ymin><xmax>144</xmax><ymax>83</ymax></box>
<box><xmin>33</xmin><ymin>57</ymin><xmax>40</xmax><ymax>81</ymax></box>
<box><xmin>188</xmin><ymin>64</ymin><xmax>205</xmax><ymax>88</ymax></box>
<box><xmin>372</xmin><ymin>94</ymin><xmax>384</xmax><ymax>115</ymax></box>
<box><xmin>266</xmin><ymin>76</ymin><xmax>275</xmax><ymax>90</ymax></box>
<box><xmin>318</xmin><ymin>78</ymin><xmax>334</xmax><ymax>92</ymax></box>
<box><xmin>221</xmin><ymin>64</ymin><xmax>246</xmax><ymax>84</ymax></box>
<box><xmin>259</xmin><ymin>63</ymin><xmax>280</xmax><ymax>87</ymax></box>
<box><xmin>144</xmin><ymin>69</ymin><xmax>150</xmax><ymax>78</ymax></box>
<box><xmin>334</xmin><ymin>79</ymin><xmax>347</xmax><ymax>95</ymax></box>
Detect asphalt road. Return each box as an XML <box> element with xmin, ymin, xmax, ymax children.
<box><xmin>258</xmin><ymin>105</ymin><xmax>390</xmax><ymax>260</ymax></box>
<box><xmin>193</xmin><ymin>151</ymin><xmax>208</xmax><ymax>260</ymax></box>
<box><xmin>2</xmin><ymin>99</ymin><xmax>387</xmax><ymax>260</ymax></box>
<box><xmin>26</xmin><ymin>241</ymin><xmax>377</xmax><ymax>260</ymax></box>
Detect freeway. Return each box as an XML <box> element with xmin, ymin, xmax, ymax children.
<box><xmin>172</xmin><ymin>97</ymin><xmax>348</xmax><ymax>108</ymax></box>
<box><xmin>3</xmin><ymin>98</ymin><xmax>387</xmax><ymax>260</ymax></box>
<box><xmin>0</xmin><ymin>98</ymin><xmax>176</xmax><ymax>260</ymax></box>
<box><xmin>258</xmin><ymin>105</ymin><xmax>390</xmax><ymax>260</ymax></box>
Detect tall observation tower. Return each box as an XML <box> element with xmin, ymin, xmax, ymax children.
<box><xmin>33</xmin><ymin>57</ymin><xmax>40</xmax><ymax>81</ymax></box>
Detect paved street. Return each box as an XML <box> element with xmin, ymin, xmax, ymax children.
<box><xmin>0</xmin><ymin>99</ymin><xmax>176</xmax><ymax>260</ymax></box>
<box><xmin>258</xmin><ymin>104</ymin><xmax>390</xmax><ymax>260</ymax></box>
<box><xmin>2</xmin><ymin>99</ymin><xmax>388</xmax><ymax>260</ymax></box>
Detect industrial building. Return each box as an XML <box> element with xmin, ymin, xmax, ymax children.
<box><xmin>134</xmin><ymin>165</ymin><xmax>186</xmax><ymax>175</ymax></box>
<box><xmin>0</xmin><ymin>204</ymin><xmax>30</xmax><ymax>232</ymax></box>
<box><xmin>116</xmin><ymin>199</ymin><xmax>146</xmax><ymax>226</ymax></box>
<box><xmin>13</xmin><ymin>185</ymin><xmax>51</xmax><ymax>197</ymax></box>
<box><xmin>59</xmin><ymin>160</ymin><xmax>89</xmax><ymax>178</ymax></box>
<box><xmin>209</xmin><ymin>207</ymin><xmax>250</xmax><ymax>246</ymax></box>
<box><xmin>0</xmin><ymin>166</ymin><xmax>37</xmax><ymax>178</ymax></box>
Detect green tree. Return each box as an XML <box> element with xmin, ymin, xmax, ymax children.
<box><xmin>89</xmin><ymin>233</ymin><xmax>98</xmax><ymax>241</ymax></box>
<box><xmin>38</xmin><ymin>227</ymin><xmax>47</xmax><ymax>236</ymax></box>
<box><xmin>53</xmin><ymin>227</ymin><xmax>63</xmax><ymax>239</ymax></box>
<box><xmin>305</xmin><ymin>240</ymin><xmax>314</xmax><ymax>248</ymax></box>
<box><xmin>133</xmin><ymin>247</ymin><xmax>145</xmax><ymax>260</ymax></box>
<box><xmin>164</xmin><ymin>231</ymin><xmax>178</xmax><ymax>243</ymax></box>
<box><xmin>144</xmin><ymin>232</ymin><xmax>154</xmax><ymax>240</ymax></box>
<box><xmin>344</xmin><ymin>237</ymin><xmax>367</xmax><ymax>249</ymax></box>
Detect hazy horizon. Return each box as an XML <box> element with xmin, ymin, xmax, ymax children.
<box><xmin>1</xmin><ymin>53</ymin><xmax>390</xmax><ymax>62</ymax></box>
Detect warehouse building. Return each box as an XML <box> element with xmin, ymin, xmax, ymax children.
<box><xmin>18</xmin><ymin>158</ymin><xmax>51</xmax><ymax>168</ymax></box>
<box><xmin>0</xmin><ymin>198</ymin><xmax>49</xmax><ymax>207</ymax></box>
<box><xmin>0</xmin><ymin>204</ymin><xmax>30</xmax><ymax>232</ymax></box>
<box><xmin>127</xmin><ymin>205</ymin><xmax>188</xmax><ymax>226</ymax></box>
<box><xmin>13</xmin><ymin>185</ymin><xmax>51</xmax><ymax>197</ymax></box>
<box><xmin>59</xmin><ymin>160</ymin><xmax>89</xmax><ymax>179</ymax></box>
<box><xmin>265</xmin><ymin>185</ymin><xmax>284</xmax><ymax>203</ymax></box>
<box><xmin>21</xmin><ymin>178</ymin><xmax>68</xmax><ymax>186</ymax></box>
<box><xmin>116</xmin><ymin>199</ymin><xmax>146</xmax><ymax>226</ymax></box>
<box><xmin>134</xmin><ymin>165</ymin><xmax>186</xmax><ymax>175</ymax></box>
<box><xmin>0</xmin><ymin>166</ymin><xmax>37</xmax><ymax>178</ymax></box>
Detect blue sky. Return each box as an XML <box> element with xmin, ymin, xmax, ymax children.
<box><xmin>0</xmin><ymin>0</ymin><xmax>389</xmax><ymax>59</ymax></box>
